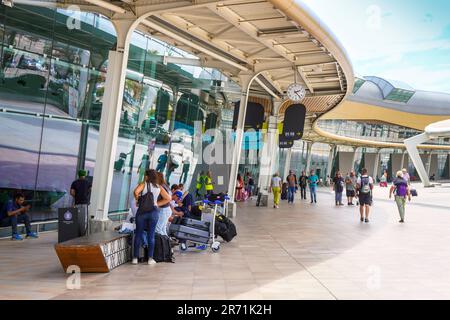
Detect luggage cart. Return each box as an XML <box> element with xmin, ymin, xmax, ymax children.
<box><xmin>171</xmin><ymin>195</ymin><xmax>229</xmax><ymax>253</ymax></box>
<box><xmin>201</xmin><ymin>197</ymin><xmax>229</xmax><ymax>253</ymax></box>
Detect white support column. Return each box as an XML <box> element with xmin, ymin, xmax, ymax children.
<box><xmin>227</xmin><ymin>73</ymin><xmax>254</xmax><ymax>203</ymax></box>
<box><xmin>283</xmin><ymin>148</ymin><xmax>293</xmax><ymax>180</ymax></box>
<box><xmin>326</xmin><ymin>145</ymin><xmax>336</xmax><ymax>179</ymax></box>
<box><xmin>352</xmin><ymin>147</ymin><xmax>359</xmax><ymax>172</ymax></box>
<box><xmin>373</xmin><ymin>149</ymin><xmax>382</xmax><ymax>181</ymax></box>
<box><xmin>258</xmin><ymin>109</ymin><xmax>280</xmax><ymax>193</ymax></box>
<box><xmin>89</xmin><ymin>20</ymin><xmax>135</xmax><ymax>222</ymax></box>
<box><xmin>400</xmin><ymin>150</ymin><xmax>407</xmax><ymax>170</ymax></box>
<box><xmin>426</xmin><ymin>152</ymin><xmax>433</xmax><ymax>176</ymax></box>
<box><xmin>404</xmin><ymin>133</ymin><xmax>432</xmax><ymax>187</ymax></box>
<box><xmin>305</xmin><ymin>142</ymin><xmax>313</xmax><ymax>174</ymax></box>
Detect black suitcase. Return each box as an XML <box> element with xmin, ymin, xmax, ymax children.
<box><xmin>154</xmin><ymin>233</ymin><xmax>174</xmax><ymax>263</ymax></box>
<box><xmin>169</xmin><ymin>224</ymin><xmax>210</xmax><ymax>244</ymax></box>
<box><xmin>180</xmin><ymin>218</ymin><xmax>210</xmax><ymax>232</ymax></box>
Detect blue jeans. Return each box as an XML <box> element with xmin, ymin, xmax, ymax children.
<box><xmin>288</xmin><ymin>186</ymin><xmax>296</xmax><ymax>203</ymax></box>
<box><xmin>310</xmin><ymin>185</ymin><xmax>317</xmax><ymax>202</ymax></box>
<box><xmin>1</xmin><ymin>213</ymin><xmax>32</xmax><ymax>235</ymax></box>
<box><xmin>156</xmin><ymin>207</ymin><xmax>172</xmax><ymax>236</ymax></box>
<box><xmin>133</xmin><ymin>209</ymin><xmax>159</xmax><ymax>259</ymax></box>
<box><xmin>335</xmin><ymin>191</ymin><xmax>343</xmax><ymax>204</ymax></box>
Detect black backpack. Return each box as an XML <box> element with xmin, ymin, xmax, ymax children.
<box><xmin>215</xmin><ymin>214</ymin><xmax>237</xmax><ymax>242</ymax></box>
<box><xmin>137</xmin><ymin>182</ymin><xmax>156</xmax><ymax>215</ymax></box>
<box><xmin>153</xmin><ymin>233</ymin><xmax>174</xmax><ymax>263</ymax></box>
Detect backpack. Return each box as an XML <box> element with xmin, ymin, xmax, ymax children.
<box><xmin>359</xmin><ymin>176</ymin><xmax>371</xmax><ymax>194</ymax></box>
<box><xmin>137</xmin><ymin>182</ymin><xmax>156</xmax><ymax>215</ymax></box>
<box><xmin>394</xmin><ymin>179</ymin><xmax>408</xmax><ymax>197</ymax></box>
<box><xmin>248</xmin><ymin>177</ymin><xmax>254</xmax><ymax>186</ymax></box>
<box><xmin>153</xmin><ymin>233</ymin><xmax>174</xmax><ymax>263</ymax></box>
<box><xmin>215</xmin><ymin>214</ymin><xmax>237</xmax><ymax>242</ymax></box>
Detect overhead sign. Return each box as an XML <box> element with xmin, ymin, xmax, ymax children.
<box><xmin>232</xmin><ymin>102</ymin><xmax>265</xmax><ymax>131</ymax></box>
<box><xmin>281</xmin><ymin>104</ymin><xmax>306</xmax><ymax>141</ymax></box>
<box><xmin>278</xmin><ymin>133</ymin><xmax>294</xmax><ymax>149</ymax></box>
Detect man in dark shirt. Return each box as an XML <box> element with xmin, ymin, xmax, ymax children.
<box><xmin>70</xmin><ymin>170</ymin><xmax>92</xmax><ymax>235</ymax></box>
<box><xmin>298</xmin><ymin>171</ymin><xmax>308</xmax><ymax>200</ymax></box>
<box><xmin>70</xmin><ymin>170</ymin><xmax>92</xmax><ymax>205</ymax></box>
<box><xmin>0</xmin><ymin>192</ymin><xmax>38</xmax><ymax>241</ymax></box>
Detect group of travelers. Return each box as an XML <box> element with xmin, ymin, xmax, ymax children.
<box><xmin>267</xmin><ymin>166</ymin><xmax>414</xmax><ymax>224</ymax></box>
<box><xmin>235</xmin><ymin>172</ymin><xmax>256</xmax><ymax>202</ymax></box>
<box><xmin>269</xmin><ymin>169</ymin><xmax>319</xmax><ymax>209</ymax></box>
<box><xmin>331</xmin><ymin>167</ymin><xmax>413</xmax><ymax>223</ymax></box>
<box><xmin>132</xmin><ymin>169</ymin><xmax>195</xmax><ymax>265</ymax></box>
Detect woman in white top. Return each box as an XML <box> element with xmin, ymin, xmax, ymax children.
<box><xmin>132</xmin><ymin>169</ymin><xmax>171</xmax><ymax>265</ymax></box>
<box><xmin>155</xmin><ymin>172</ymin><xmax>172</xmax><ymax>237</ymax></box>
<box><xmin>269</xmin><ymin>172</ymin><xmax>282</xmax><ymax>209</ymax></box>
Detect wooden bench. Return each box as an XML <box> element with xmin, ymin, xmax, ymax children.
<box><xmin>55</xmin><ymin>231</ymin><xmax>131</xmax><ymax>273</ymax></box>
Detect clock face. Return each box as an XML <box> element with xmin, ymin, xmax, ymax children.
<box><xmin>287</xmin><ymin>83</ymin><xmax>306</xmax><ymax>102</ymax></box>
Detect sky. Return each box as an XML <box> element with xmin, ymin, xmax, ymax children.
<box><xmin>299</xmin><ymin>0</ymin><xmax>450</xmax><ymax>93</ymax></box>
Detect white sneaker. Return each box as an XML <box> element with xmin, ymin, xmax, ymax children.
<box><xmin>148</xmin><ymin>258</ymin><xmax>156</xmax><ymax>265</ymax></box>
<box><xmin>132</xmin><ymin>258</ymin><xmax>138</xmax><ymax>265</ymax></box>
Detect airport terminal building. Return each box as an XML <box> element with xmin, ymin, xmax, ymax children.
<box><xmin>0</xmin><ymin>1</ymin><xmax>449</xmax><ymax>234</ymax></box>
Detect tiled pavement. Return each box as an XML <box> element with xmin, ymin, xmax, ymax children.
<box><xmin>1</xmin><ymin>184</ymin><xmax>450</xmax><ymax>300</ymax></box>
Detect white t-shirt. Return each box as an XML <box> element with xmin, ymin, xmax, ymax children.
<box><xmin>271</xmin><ymin>176</ymin><xmax>282</xmax><ymax>187</ymax></box>
<box><xmin>143</xmin><ymin>182</ymin><xmax>160</xmax><ymax>206</ymax></box>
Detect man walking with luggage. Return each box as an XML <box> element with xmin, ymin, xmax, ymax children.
<box><xmin>299</xmin><ymin>171</ymin><xmax>308</xmax><ymax>200</ymax></box>
<box><xmin>356</xmin><ymin>168</ymin><xmax>374</xmax><ymax>223</ymax></box>
<box><xmin>286</xmin><ymin>170</ymin><xmax>298</xmax><ymax>204</ymax></box>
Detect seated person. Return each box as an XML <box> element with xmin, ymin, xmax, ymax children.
<box><xmin>180</xmin><ymin>184</ymin><xmax>194</xmax><ymax>216</ymax></box>
<box><xmin>170</xmin><ymin>191</ymin><xmax>186</xmax><ymax>220</ymax></box>
<box><xmin>0</xmin><ymin>192</ymin><xmax>38</xmax><ymax>241</ymax></box>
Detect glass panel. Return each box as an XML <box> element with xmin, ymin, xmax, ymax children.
<box><xmin>0</xmin><ymin>112</ymin><xmax>42</xmax><ymax>213</ymax></box>
<box><xmin>82</xmin><ymin>68</ymin><xmax>106</xmax><ymax>121</ymax></box>
<box><xmin>34</xmin><ymin>117</ymin><xmax>81</xmax><ymax>218</ymax></box>
<box><xmin>46</xmin><ymin>58</ymin><xmax>89</xmax><ymax>117</ymax></box>
<box><xmin>0</xmin><ymin>47</ymin><xmax>50</xmax><ymax>114</ymax></box>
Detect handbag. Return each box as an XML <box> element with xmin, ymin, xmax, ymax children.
<box><xmin>137</xmin><ymin>182</ymin><xmax>156</xmax><ymax>215</ymax></box>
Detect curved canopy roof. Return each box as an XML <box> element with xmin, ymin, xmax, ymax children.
<box><xmin>25</xmin><ymin>0</ymin><xmax>353</xmax><ymax>114</ymax></box>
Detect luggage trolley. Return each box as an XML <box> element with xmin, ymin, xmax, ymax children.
<box><xmin>201</xmin><ymin>195</ymin><xmax>230</xmax><ymax>253</ymax></box>
<box><xmin>170</xmin><ymin>195</ymin><xmax>230</xmax><ymax>253</ymax></box>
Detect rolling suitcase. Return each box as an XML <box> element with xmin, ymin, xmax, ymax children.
<box><xmin>169</xmin><ymin>224</ymin><xmax>210</xmax><ymax>244</ymax></box>
<box><xmin>180</xmin><ymin>218</ymin><xmax>210</xmax><ymax>232</ymax></box>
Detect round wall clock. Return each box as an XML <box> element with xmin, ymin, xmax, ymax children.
<box><xmin>286</xmin><ymin>83</ymin><xmax>306</xmax><ymax>102</ymax></box>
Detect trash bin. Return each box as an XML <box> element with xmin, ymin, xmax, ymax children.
<box><xmin>58</xmin><ymin>207</ymin><xmax>87</xmax><ymax>243</ymax></box>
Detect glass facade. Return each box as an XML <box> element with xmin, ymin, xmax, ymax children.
<box><xmin>0</xmin><ymin>5</ymin><xmax>241</xmax><ymax>221</ymax></box>
<box><xmin>317</xmin><ymin>119</ymin><xmax>450</xmax><ymax>146</ymax></box>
